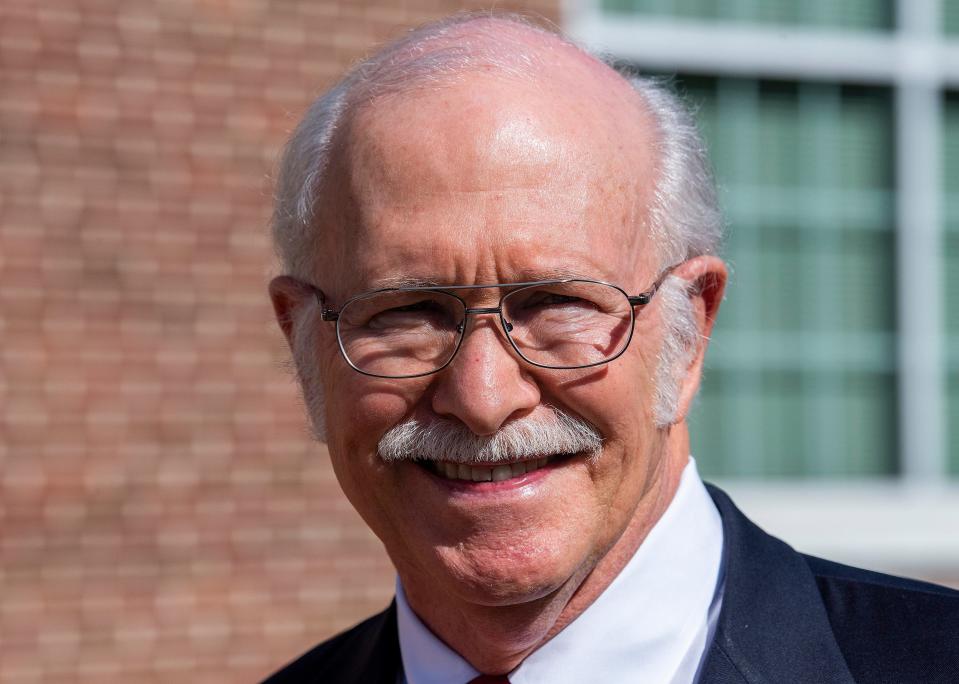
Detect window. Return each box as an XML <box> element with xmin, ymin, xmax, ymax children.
<box><xmin>565</xmin><ymin>0</ymin><xmax>958</xmax><ymax>580</ymax></box>
<box><xmin>684</xmin><ymin>77</ymin><xmax>896</xmax><ymax>478</ymax></box>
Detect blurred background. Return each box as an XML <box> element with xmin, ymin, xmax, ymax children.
<box><xmin>1</xmin><ymin>0</ymin><xmax>957</xmax><ymax>681</ymax></box>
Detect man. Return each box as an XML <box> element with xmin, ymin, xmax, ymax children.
<box><xmin>264</xmin><ymin>13</ymin><xmax>959</xmax><ymax>684</ymax></box>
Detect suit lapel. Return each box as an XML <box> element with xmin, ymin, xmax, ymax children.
<box><xmin>344</xmin><ymin>601</ymin><xmax>402</xmax><ymax>684</ymax></box>
<box><xmin>700</xmin><ymin>486</ymin><xmax>854</xmax><ymax>684</ymax></box>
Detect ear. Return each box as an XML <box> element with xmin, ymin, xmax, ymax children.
<box><xmin>668</xmin><ymin>256</ymin><xmax>727</xmax><ymax>421</ymax></box>
<box><xmin>268</xmin><ymin>275</ymin><xmax>316</xmax><ymax>349</ymax></box>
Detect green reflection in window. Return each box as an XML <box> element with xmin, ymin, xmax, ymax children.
<box><xmin>943</xmin><ymin>93</ymin><xmax>959</xmax><ymax>472</ymax></box>
<box><xmin>657</xmin><ymin>75</ymin><xmax>897</xmax><ymax>478</ymax></box>
<box><xmin>601</xmin><ymin>0</ymin><xmax>894</xmax><ymax>31</ymax></box>
<box><xmin>944</xmin><ymin>1</ymin><xmax>959</xmax><ymax>34</ymax></box>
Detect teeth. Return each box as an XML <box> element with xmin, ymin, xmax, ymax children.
<box><xmin>427</xmin><ymin>456</ymin><xmax>557</xmax><ymax>482</ymax></box>
<box><xmin>472</xmin><ymin>467</ymin><xmax>492</xmax><ymax>482</ymax></box>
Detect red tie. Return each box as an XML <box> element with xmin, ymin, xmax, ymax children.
<box><xmin>468</xmin><ymin>676</ymin><xmax>510</xmax><ymax>684</ymax></box>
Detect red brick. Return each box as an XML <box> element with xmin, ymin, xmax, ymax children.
<box><xmin>0</xmin><ymin>1</ymin><xmax>561</xmax><ymax>679</ymax></box>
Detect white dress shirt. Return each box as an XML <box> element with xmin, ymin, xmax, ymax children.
<box><xmin>396</xmin><ymin>458</ymin><xmax>725</xmax><ymax>684</ymax></box>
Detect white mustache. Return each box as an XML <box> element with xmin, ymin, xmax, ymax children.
<box><xmin>377</xmin><ymin>406</ymin><xmax>603</xmax><ymax>465</ymax></box>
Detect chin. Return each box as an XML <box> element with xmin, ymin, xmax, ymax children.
<box><xmin>449</xmin><ymin>572</ymin><xmax>569</xmax><ymax>609</ymax></box>
<box><xmin>432</xmin><ymin>538</ymin><xmax>587</xmax><ymax>608</ymax></box>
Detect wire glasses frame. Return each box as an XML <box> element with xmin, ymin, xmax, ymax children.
<box><xmin>310</xmin><ymin>266</ymin><xmax>678</xmax><ymax>379</ymax></box>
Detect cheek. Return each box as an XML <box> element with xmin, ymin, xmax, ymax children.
<box><xmin>548</xmin><ymin>346</ymin><xmax>660</xmax><ymax>436</ymax></box>
<box><xmin>544</xmin><ymin>349</ymin><xmax>664</xmax><ymax>494</ymax></box>
<box><xmin>618</xmin><ymin>322</ymin><xmax>665</xmax><ymax>414</ymax></box>
<box><xmin>322</xmin><ymin>388</ymin><xmax>410</xmax><ymax>533</ymax></box>
<box><xmin>324</xmin><ymin>372</ymin><xmax>424</xmax><ymax>449</ymax></box>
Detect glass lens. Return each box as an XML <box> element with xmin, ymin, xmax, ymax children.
<box><xmin>337</xmin><ymin>290</ymin><xmax>464</xmax><ymax>377</ymax></box>
<box><xmin>502</xmin><ymin>281</ymin><xmax>633</xmax><ymax>368</ymax></box>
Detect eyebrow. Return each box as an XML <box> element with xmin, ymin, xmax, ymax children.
<box><xmin>366</xmin><ymin>276</ymin><xmax>444</xmax><ymax>290</ymax></box>
<box><xmin>365</xmin><ymin>268</ymin><xmax>603</xmax><ymax>291</ymax></box>
<box><xmin>514</xmin><ymin>267</ymin><xmax>601</xmax><ymax>281</ymax></box>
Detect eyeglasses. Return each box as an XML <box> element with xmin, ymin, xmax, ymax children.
<box><xmin>310</xmin><ymin>267</ymin><xmax>676</xmax><ymax>379</ymax></box>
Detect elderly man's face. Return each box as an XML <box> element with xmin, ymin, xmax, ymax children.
<box><xmin>291</xmin><ymin>72</ymin><xmax>685</xmax><ymax>609</ymax></box>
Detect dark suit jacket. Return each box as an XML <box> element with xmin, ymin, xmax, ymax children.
<box><xmin>263</xmin><ymin>485</ymin><xmax>959</xmax><ymax>683</ymax></box>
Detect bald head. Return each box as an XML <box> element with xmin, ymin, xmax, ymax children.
<box><xmin>272</xmin><ymin>13</ymin><xmax>722</xmax><ymax>281</ymax></box>
<box><xmin>320</xmin><ymin>64</ymin><xmax>661</xmax><ymax>294</ymax></box>
<box><xmin>335</xmin><ymin>15</ymin><xmax>641</xmax><ymax>117</ymax></box>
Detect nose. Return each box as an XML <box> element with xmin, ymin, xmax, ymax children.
<box><xmin>430</xmin><ymin>317</ymin><xmax>541</xmax><ymax>435</ymax></box>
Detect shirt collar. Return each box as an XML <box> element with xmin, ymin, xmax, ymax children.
<box><xmin>396</xmin><ymin>458</ymin><xmax>725</xmax><ymax>684</ymax></box>
<box><xmin>396</xmin><ymin>580</ymin><xmax>480</xmax><ymax>684</ymax></box>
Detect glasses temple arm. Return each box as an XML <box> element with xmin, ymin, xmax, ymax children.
<box><xmin>627</xmin><ymin>263</ymin><xmax>684</xmax><ymax>308</ymax></box>
<box><xmin>312</xmin><ymin>287</ymin><xmax>339</xmax><ymax>321</ymax></box>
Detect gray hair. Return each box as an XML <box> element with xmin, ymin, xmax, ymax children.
<box><xmin>274</xmin><ymin>13</ymin><xmax>724</xmax><ymax>435</ymax></box>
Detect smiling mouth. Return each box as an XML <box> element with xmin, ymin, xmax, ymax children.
<box><xmin>415</xmin><ymin>454</ymin><xmax>573</xmax><ymax>482</ymax></box>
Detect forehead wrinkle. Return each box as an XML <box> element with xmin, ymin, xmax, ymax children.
<box><xmin>363</xmin><ymin>267</ymin><xmax>618</xmax><ymax>292</ymax></box>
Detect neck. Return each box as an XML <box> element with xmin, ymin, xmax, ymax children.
<box><xmin>401</xmin><ymin>425</ymin><xmax>691</xmax><ymax>675</ymax></box>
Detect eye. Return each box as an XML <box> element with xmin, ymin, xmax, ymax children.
<box><xmin>367</xmin><ymin>298</ymin><xmax>453</xmax><ymax>329</ymax></box>
<box><xmin>521</xmin><ymin>291</ymin><xmax>592</xmax><ymax>309</ymax></box>
<box><xmin>538</xmin><ymin>293</ymin><xmax>582</xmax><ymax>306</ymax></box>
<box><xmin>383</xmin><ymin>300</ymin><xmax>442</xmax><ymax>314</ymax></box>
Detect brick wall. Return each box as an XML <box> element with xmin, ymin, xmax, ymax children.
<box><xmin>0</xmin><ymin>1</ymin><xmax>558</xmax><ymax>681</ymax></box>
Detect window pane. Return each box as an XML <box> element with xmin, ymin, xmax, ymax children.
<box><xmin>601</xmin><ymin>0</ymin><xmax>895</xmax><ymax>31</ymax></box>
<box><xmin>943</xmin><ymin>92</ymin><xmax>959</xmax><ymax>473</ymax></box>
<box><xmin>665</xmin><ymin>76</ymin><xmax>897</xmax><ymax>477</ymax></box>
<box><xmin>944</xmin><ymin>1</ymin><xmax>959</xmax><ymax>34</ymax></box>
